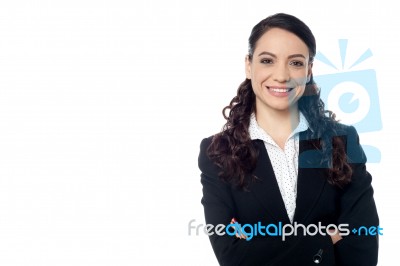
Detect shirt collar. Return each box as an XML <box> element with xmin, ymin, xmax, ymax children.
<box><xmin>248</xmin><ymin>112</ymin><xmax>310</xmax><ymax>143</ymax></box>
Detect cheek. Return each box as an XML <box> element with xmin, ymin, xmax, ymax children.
<box><xmin>250</xmin><ymin>71</ymin><xmax>263</xmax><ymax>87</ymax></box>
<box><xmin>292</xmin><ymin>67</ymin><xmax>310</xmax><ymax>85</ymax></box>
<box><xmin>295</xmin><ymin>87</ymin><xmax>307</xmax><ymax>101</ymax></box>
<box><xmin>250</xmin><ymin>80</ymin><xmax>259</xmax><ymax>94</ymax></box>
<box><xmin>293</xmin><ymin>74</ymin><xmax>309</xmax><ymax>86</ymax></box>
<box><xmin>253</xmin><ymin>73</ymin><xmax>270</xmax><ymax>89</ymax></box>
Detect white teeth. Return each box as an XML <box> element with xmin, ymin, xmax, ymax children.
<box><xmin>269</xmin><ymin>87</ymin><xmax>290</xmax><ymax>93</ymax></box>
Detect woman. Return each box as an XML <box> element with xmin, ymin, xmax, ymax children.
<box><xmin>198</xmin><ymin>13</ymin><xmax>379</xmax><ymax>265</ymax></box>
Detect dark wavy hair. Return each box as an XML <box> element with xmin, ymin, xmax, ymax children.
<box><xmin>207</xmin><ymin>13</ymin><xmax>352</xmax><ymax>189</ymax></box>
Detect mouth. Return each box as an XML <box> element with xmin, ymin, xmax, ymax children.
<box><xmin>265</xmin><ymin>86</ymin><xmax>296</xmax><ymax>98</ymax></box>
<box><xmin>267</xmin><ymin>86</ymin><xmax>294</xmax><ymax>93</ymax></box>
<box><xmin>266</xmin><ymin>86</ymin><xmax>295</xmax><ymax>93</ymax></box>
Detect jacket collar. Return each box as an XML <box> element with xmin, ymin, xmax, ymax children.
<box><xmin>248</xmin><ymin>129</ymin><xmax>326</xmax><ymax>225</ymax></box>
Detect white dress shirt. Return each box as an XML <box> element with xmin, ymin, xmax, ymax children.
<box><xmin>248</xmin><ymin>112</ymin><xmax>310</xmax><ymax>223</ymax></box>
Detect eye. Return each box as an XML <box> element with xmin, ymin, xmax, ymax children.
<box><xmin>260</xmin><ymin>58</ymin><xmax>273</xmax><ymax>64</ymax></box>
<box><xmin>290</xmin><ymin>61</ymin><xmax>305</xmax><ymax>67</ymax></box>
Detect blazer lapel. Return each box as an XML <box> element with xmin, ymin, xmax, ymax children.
<box><xmin>249</xmin><ymin>140</ymin><xmax>291</xmax><ymax>225</ymax></box>
<box><xmin>293</xmin><ymin>130</ymin><xmax>327</xmax><ymax>223</ymax></box>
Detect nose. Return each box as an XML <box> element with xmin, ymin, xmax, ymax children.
<box><xmin>273</xmin><ymin>62</ymin><xmax>290</xmax><ymax>83</ymax></box>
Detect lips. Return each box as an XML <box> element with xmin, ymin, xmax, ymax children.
<box><xmin>267</xmin><ymin>86</ymin><xmax>294</xmax><ymax>92</ymax></box>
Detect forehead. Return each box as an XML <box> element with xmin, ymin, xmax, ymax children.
<box><xmin>254</xmin><ymin>28</ymin><xmax>309</xmax><ymax>56</ymax></box>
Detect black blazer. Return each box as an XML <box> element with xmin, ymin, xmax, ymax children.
<box><xmin>198</xmin><ymin>125</ymin><xmax>379</xmax><ymax>266</ymax></box>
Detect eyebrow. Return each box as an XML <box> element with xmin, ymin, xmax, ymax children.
<box><xmin>257</xmin><ymin>51</ymin><xmax>306</xmax><ymax>59</ymax></box>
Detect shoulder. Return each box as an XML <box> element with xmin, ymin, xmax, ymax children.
<box><xmin>317</xmin><ymin>120</ymin><xmax>359</xmax><ymax>139</ymax></box>
<box><xmin>333</xmin><ymin>123</ymin><xmax>366</xmax><ymax>164</ymax></box>
<box><xmin>198</xmin><ymin>135</ymin><xmax>219</xmax><ymax>177</ymax></box>
<box><xmin>337</xmin><ymin>123</ymin><xmax>357</xmax><ymax>135</ymax></box>
<box><xmin>199</xmin><ymin>135</ymin><xmax>214</xmax><ymax>153</ymax></box>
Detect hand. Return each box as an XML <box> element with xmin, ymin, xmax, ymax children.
<box><xmin>230</xmin><ymin>218</ymin><xmax>247</xmax><ymax>240</ymax></box>
<box><xmin>328</xmin><ymin>229</ymin><xmax>342</xmax><ymax>244</ymax></box>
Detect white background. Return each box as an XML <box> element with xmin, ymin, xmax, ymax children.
<box><xmin>0</xmin><ymin>0</ymin><xmax>398</xmax><ymax>265</ymax></box>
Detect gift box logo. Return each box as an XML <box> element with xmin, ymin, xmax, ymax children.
<box><xmin>314</xmin><ymin>39</ymin><xmax>381</xmax><ymax>163</ymax></box>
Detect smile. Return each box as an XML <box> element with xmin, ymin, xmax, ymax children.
<box><xmin>267</xmin><ymin>87</ymin><xmax>294</xmax><ymax>93</ymax></box>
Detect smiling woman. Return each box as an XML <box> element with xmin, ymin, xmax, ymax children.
<box><xmin>246</xmin><ymin>28</ymin><xmax>310</xmax><ymax>114</ymax></box>
<box><xmin>198</xmin><ymin>13</ymin><xmax>379</xmax><ymax>265</ymax></box>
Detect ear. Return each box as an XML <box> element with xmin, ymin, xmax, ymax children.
<box><xmin>307</xmin><ymin>63</ymin><xmax>313</xmax><ymax>82</ymax></box>
<box><xmin>245</xmin><ymin>55</ymin><xmax>252</xmax><ymax>79</ymax></box>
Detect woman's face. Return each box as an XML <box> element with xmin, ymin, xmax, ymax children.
<box><xmin>245</xmin><ymin>28</ymin><xmax>312</xmax><ymax>113</ymax></box>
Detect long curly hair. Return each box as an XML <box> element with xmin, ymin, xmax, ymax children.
<box><xmin>207</xmin><ymin>13</ymin><xmax>352</xmax><ymax>189</ymax></box>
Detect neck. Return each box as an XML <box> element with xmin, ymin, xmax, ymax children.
<box><xmin>255</xmin><ymin>105</ymin><xmax>300</xmax><ymax>140</ymax></box>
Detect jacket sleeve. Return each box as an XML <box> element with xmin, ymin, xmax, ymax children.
<box><xmin>198</xmin><ymin>137</ymin><xmax>335</xmax><ymax>266</ymax></box>
<box><xmin>333</xmin><ymin>126</ymin><xmax>380</xmax><ymax>265</ymax></box>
